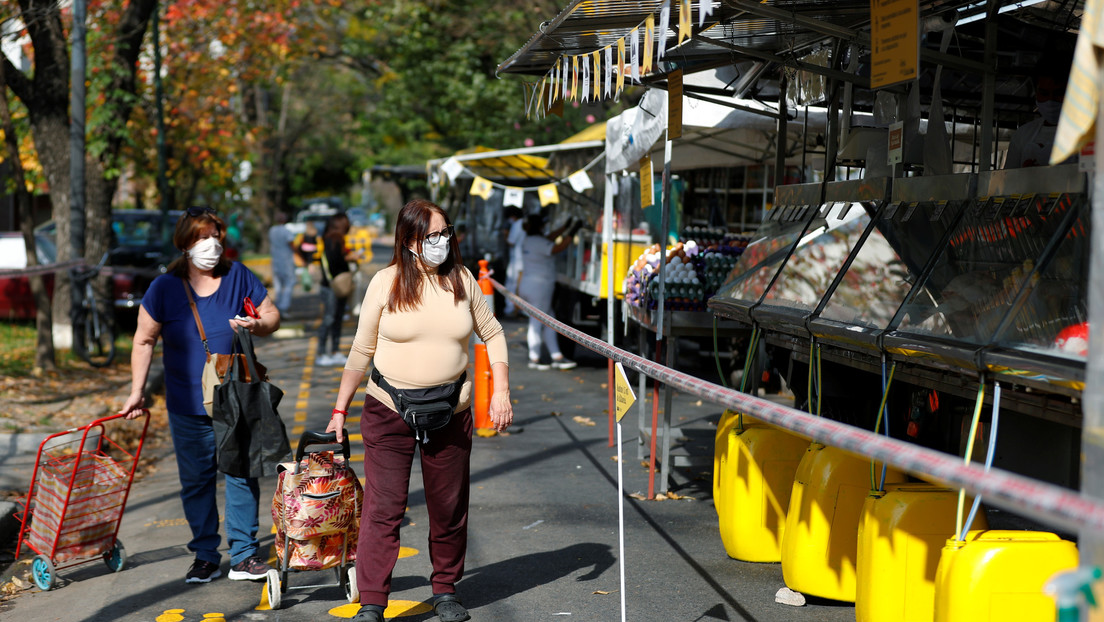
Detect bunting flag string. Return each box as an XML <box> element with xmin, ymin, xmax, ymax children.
<box><xmin>658</xmin><ymin>1</ymin><xmax>671</xmax><ymax>61</ymax></box>
<box><xmin>443</xmin><ymin>150</ymin><xmax>607</xmax><ymax>196</ymax></box>
<box><xmin>531</xmin><ymin>0</ymin><xmax>722</xmax><ymax>108</ymax></box>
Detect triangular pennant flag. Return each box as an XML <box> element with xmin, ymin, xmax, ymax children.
<box><xmin>440</xmin><ymin>157</ymin><xmax>463</xmax><ymax>182</ymax></box>
<box><xmin>470</xmin><ymin>176</ymin><xmax>494</xmax><ymax>200</ymax></box>
<box><xmin>679</xmin><ymin>0</ymin><xmax>691</xmax><ymax>46</ymax></box>
<box><xmin>616</xmin><ymin>39</ymin><xmax>626</xmax><ymax>93</ymax></box>
<box><xmin>658</xmin><ymin>1</ymin><xmax>670</xmax><ymax>60</ymax></box>
<box><xmin>503</xmin><ymin>187</ymin><xmax>525</xmax><ymax>208</ymax></box>
<box><xmin>538</xmin><ymin>78</ymin><xmax>547</xmax><ymax>118</ymax></box>
<box><xmin>630</xmin><ymin>28</ymin><xmax>640</xmax><ymax>83</ymax></box>
<box><xmin>571</xmin><ymin>55</ymin><xmax>579</xmax><ymax>101</ymax></box>
<box><xmin>538</xmin><ymin>183</ymin><xmax>560</xmax><ymax>206</ymax></box>
<box><xmin>582</xmin><ymin>56</ymin><xmax>590</xmax><ymax>102</ymax></box>
<box><xmin>604</xmin><ymin>46</ymin><xmax>613</xmax><ymax>97</ymax></box>
<box><xmin>698</xmin><ymin>0</ymin><xmax>714</xmax><ymax>27</ymax></box>
<box><xmin>592</xmin><ymin>51</ymin><xmax>601</xmax><ymax>100</ymax></box>
<box><xmin>568</xmin><ymin>170</ymin><xmax>594</xmax><ymax>193</ymax></box>
<box><xmin>562</xmin><ymin>56</ymin><xmax>569</xmax><ymax>100</ymax></box>
<box><xmin>644</xmin><ymin>15</ymin><xmax>654</xmax><ymax>75</ymax></box>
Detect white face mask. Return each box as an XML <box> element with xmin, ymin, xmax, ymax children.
<box><xmin>411</xmin><ymin>235</ymin><xmax>450</xmax><ymax>268</ymax></box>
<box><xmin>1037</xmin><ymin>100</ymin><xmax>1062</xmax><ymax>125</ymax></box>
<box><xmin>188</xmin><ymin>236</ymin><xmax>223</xmax><ymax>271</ymax></box>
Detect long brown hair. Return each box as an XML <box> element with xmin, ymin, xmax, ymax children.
<box><xmin>388</xmin><ymin>199</ymin><xmax>465</xmax><ymax>311</ymax></box>
<box><xmin>167</xmin><ymin>209</ymin><xmax>232</xmax><ymax>278</ymax></box>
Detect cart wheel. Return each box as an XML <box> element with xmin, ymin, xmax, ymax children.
<box><xmin>103</xmin><ymin>540</ymin><xmax>127</xmax><ymax>572</ymax></box>
<box><xmin>345</xmin><ymin>566</ymin><xmax>358</xmax><ymax>603</ymax></box>
<box><xmin>266</xmin><ymin>569</ymin><xmax>281</xmax><ymax>609</ymax></box>
<box><xmin>31</xmin><ymin>555</ymin><xmax>56</xmax><ymax>591</ymax></box>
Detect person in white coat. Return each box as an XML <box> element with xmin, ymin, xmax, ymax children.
<box><xmin>517</xmin><ymin>212</ymin><xmax>576</xmax><ymax>370</ymax></box>
<box><xmin>503</xmin><ymin>207</ymin><xmax>525</xmax><ymax>318</ymax></box>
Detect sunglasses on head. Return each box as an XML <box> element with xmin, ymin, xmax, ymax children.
<box><xmin>187</xmin><ymin>206</ymin><xmax>216</xmax><ymax>217</ymax></box>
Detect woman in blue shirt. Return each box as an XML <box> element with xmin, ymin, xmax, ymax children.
<box><xmin>119</xmin><ymin>207</ymin><xmax>281</xmax><ymax>584</ymax></box>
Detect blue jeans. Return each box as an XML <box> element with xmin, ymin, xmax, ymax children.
<box><xmin>168</xmin><ymin>411</ymin><xmax>261</xmax><ymax>566</ymax></box>
<box><xmin>272</xmin><ymin>266</ymin><xmax>295</xmax><ymax>313</ymax></box>
<box><xmin>316</xmin><ymin>285</ymin><xmax>347</xmax><ymax>357</ymax></box>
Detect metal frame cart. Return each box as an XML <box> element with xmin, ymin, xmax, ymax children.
<box><xmin>16</xmin><ymin>410</ymin><xmax>150</xmax><ymax>590</ymax></box>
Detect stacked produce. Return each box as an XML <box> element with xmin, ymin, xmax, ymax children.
<box><xmin>623</xmin><ymin>229</ymin><xmax>750</xmax><ymax>312</ymax></box>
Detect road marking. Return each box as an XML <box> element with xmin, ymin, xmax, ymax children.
<box><xmin>329</xmin><ymin>600</ymin><xmax>433</xmax><ymax>618</ymax></box>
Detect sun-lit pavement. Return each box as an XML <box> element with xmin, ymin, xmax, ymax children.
<box><xmin>0</xmin><ymin>251</ymin><xmax>857</xmax><ymax>622</ymax></box>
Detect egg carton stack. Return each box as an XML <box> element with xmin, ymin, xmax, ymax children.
<box><xmin>624</xmin><ymin>232</ymin><xmax>752</xmax><ymax>312</ymax></box>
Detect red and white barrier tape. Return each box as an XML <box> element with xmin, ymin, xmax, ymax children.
<box><xmin>492</xmin><ymin>278</ymin><xmax>1104</xmax><ymax>535</ymax></box>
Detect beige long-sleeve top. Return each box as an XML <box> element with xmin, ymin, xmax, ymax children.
<box><xmin>345</xmin><ymin>264</ymin><xmax>508</xmax><ymax>412</ymax></box>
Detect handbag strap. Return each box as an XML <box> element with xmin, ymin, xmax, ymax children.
<box><xmin>182</xmin><ymin>279</ymin><xmax>211</xmax><ymax>355</ymax></box>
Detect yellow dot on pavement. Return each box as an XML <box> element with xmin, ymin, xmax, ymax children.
<box><xmin>328</xmin><ymin>600</ymin><xmax>433</xmax><ymax>618</ymax></box>
<box><xmin>398</xmin><ymin>546</ymin><xmax>418</xmax><ymax>559</ymax></box>
<box><xmin>202</xmin><ymin>614</ymin><xmax>226</xmax><ymax>621</ymax></box>
<box><xmin>155</xmin><ymin>611</ymin><xmax>185</xmax><ymax>622</ymax></box>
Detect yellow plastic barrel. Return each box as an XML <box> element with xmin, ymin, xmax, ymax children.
<box><xmin>715</xmin><ymin>422</ymin><xmax>808</xmax><ymax>562</ymax></box>
<box><xmin>934</xmin><ymin>530</ymin><xmax>1077</xmax><ymax>622</ymax></box>
<box><xmin>781</xmin><ymin>443</ymin><xmax>907</xmax><ymax>602</ymax></box>
<box><xmin>856</xmin><ymin>484</ymin><xmax>989</xmax><ymax>622</ymax></box>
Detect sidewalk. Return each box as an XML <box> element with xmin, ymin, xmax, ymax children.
<box><xmin>0</xmin><ymin>271</ymin><xmax>857</xmax><ymax>621</ymax></box>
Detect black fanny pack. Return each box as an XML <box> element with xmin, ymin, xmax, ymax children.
<box><xmin>371</xmin><ymin>368</ymin><xmax>466</xmax><ymax>443</ymax></box>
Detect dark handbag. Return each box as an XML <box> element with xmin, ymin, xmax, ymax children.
<box><xmin>211</xmin><ymin>326</ymin><xmax>292</xmax><ymax>477</ymax></box>
<box><xmin>371</xmin><ymin>368</ymin><xmax>465</xmax><ymax>443</ymax></box>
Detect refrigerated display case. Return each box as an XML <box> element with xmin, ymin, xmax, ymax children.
<box><xmin>882</xmin><ymin>165</ymin><xmax>1087</xmax><ymax>380</ymax></box>
<box><xmin>750</xmin><ymin>177</ymin><xmax>891</xmax><ymax>341</ymax></box>
<box><xmin>708</xmin><ymin>182</ymin><xmax>824</xmax><ymax>325</ymax></box>
<box><xmin>810</xmin><ymin>174</ymin><xmax>974</xmax><ymax>357</ymax></box>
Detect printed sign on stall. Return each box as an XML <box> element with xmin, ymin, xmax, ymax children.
<box><xmin>614</xmin><ymin>362</ymin><xmax>636</xmax><ymax>422</ymax></box>
<box><xmin>870</xmin><ymin>0</ymin><xmax>919</xmax><ymax>89</ymax></box>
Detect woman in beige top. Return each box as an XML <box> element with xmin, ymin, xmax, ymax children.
<box><xmin>328</xmin><ymin>199</ymin><xmax>511</xmax><ymax>622</ymax></box>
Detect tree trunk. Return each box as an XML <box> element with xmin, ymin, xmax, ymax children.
<box><xmin>0</xmin><ymin>58</ymin><xmax>55</xmax><ymax>370</ymax></box>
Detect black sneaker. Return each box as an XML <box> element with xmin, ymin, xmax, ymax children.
<box><xmin>228</xmin><ymin>555</ymin><xmax>272</xmax><ymax>581</ymax></box>
<box><xmin>550</xmin><ymin>358</ymin><xmax>577</xmax><ymax>370</ymax></box>
<box><xmin>185</xmin><ymin>559</ymin><xmax>221</xmax><ymax>584</ymax></box>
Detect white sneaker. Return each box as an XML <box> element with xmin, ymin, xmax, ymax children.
<box><xmin>329</xmin><ymin>353</ymin><xmax>347</xmax><ymax>366</ymax></box>
<box><xmin>316</xmin><ymin>353</ymin><xmax>333</xmax><ymax>366</ymax></box>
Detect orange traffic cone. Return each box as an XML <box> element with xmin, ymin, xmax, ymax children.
<box><xmin>474</xmin><ymin>259</ymin><xmax>495</xmax><ymax>435</ymax></box>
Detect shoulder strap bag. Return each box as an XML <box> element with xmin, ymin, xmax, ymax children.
<box><xmin>183</xmin><ymin>279</ymin><xmax>267</xmax><ymax>408</ymax></box>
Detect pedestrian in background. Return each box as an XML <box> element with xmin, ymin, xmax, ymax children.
<box><xmin>316</xmin><ymin>212</ymin><xmax>358</xmax><ymax>366</ymax></box>
<box><xmin>327</xmin><ymin>199</ymin><xmax>513</xmax><ymax>622</ymax></box>
<box><xmin>119</xmin><ymin>207</ymin><xmax>280</xmax><ymax>585</ymax></box>
<box><xmin>268</xmin><ymin>211</ymin><xmax>296</xmax><ymax>314</ymax></box>
<box><xmin>295</xmin><ymin>221</ymin><xmax>320</xmax><ymax>292</ymax></box>
<box><xmin>503</xmin><ymin>206</ymin><xmax>525</xmax><ymax>318</ymax></box>
<box><xmin>518</xmin><ymin>211</ymin><xmax>576</xmax><ymax>370</ymax></box>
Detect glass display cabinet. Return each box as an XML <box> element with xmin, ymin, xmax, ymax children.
<box><xmin>707</xmin><ymin>182</ymin><xmax>824</xmax><ymax>325</ymax></box>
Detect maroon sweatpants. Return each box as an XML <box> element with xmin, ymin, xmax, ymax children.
<box><xmin>356</xmin><ymin>393</ymin><xmax>473</xmax><ymax>607</ymax></box>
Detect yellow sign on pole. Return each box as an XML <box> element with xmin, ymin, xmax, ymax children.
<box><xmin>614</xmin><ymin>362</ymin><xmax>636</xmax><ymax>422</ymax></box>
<box><xmin>869</xmin><ymin>0</ymin><xmax>919</xmax><ymax>89</ymax></box>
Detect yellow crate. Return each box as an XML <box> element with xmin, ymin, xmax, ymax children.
<box><xmin>781</xmin><ymin>443</ymin><xmax>907</xmax><ymax>602</ymax></box>
<box><xmin>934</xmin><ymin>530</ymin><xmax>1076</xmax><ymax>622</ymax></box>
<box><xmin>715</xmin><ymin>421</ymin><xmax>808</xmax><ymax>562</ymax></box>
<box><xmin>856</xmin><ymin>484</ymin><xmax>988</xmax><ymax>622</ymax></box>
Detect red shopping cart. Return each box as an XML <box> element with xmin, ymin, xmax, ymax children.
<box><xmin>15</xmin><ymin>410</ymin><xmax>150</xmax><ymax>590</ymax></box>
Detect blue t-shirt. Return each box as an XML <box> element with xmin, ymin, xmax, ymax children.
<box><xmin>143</xmin><ymin>261</ymin><xmax>268</xmax><ymax>415</ymax></box>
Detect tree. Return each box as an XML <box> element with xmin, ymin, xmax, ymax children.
<box><xmin>3</xmin><ymin>0</ymin><xmax>158</xmax><ymax>352</ymax></box>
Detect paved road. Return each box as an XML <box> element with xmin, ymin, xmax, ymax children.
<box><xmin>0</xmin><ymin>261</ymin><xmax>857</xmax><ymax>622</ymax></box>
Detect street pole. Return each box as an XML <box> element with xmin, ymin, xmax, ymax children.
<box><xmin>69</xmin><ymin>0</ymin><xmax>86</xmax><ymax>260</ymax></box>
<box><xmin>152</xmin><ymin>3</ymin><xmax>170</xmax><ymax>243</ymax></box>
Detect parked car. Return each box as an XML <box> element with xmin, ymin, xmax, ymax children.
<box><xmin>0</xmin><ymin>231</ymin><xmax>56</xmax><ymax>320</ymax></box>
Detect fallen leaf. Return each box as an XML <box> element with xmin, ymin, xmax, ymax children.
<box><xmin>593</xmin><ymin>590</ymin><xmax>610</xmax><ymax>595</ymax></box>
<box><xmin>550</xmin><ymin>411</ymin><xmax>561</xmax><ymax>417</ymax></box>
<box><xmin>573</xmin><ymin>416</ymin><xmax>596</xmax><ymax>427</ymax></box>
<box><xmin>628</xmin><ymin>492</ymin><xmax>647</xmax><ymax>500</ymax></box>
<box><xmin>610</xmin><ymin>456</ymin><xmax>619</xmax><ymax>462</ymax></box>
<box><xmin>655</xmin><ymin>493</ymin><xmax>668</xmax><ymax>501</ymax></box>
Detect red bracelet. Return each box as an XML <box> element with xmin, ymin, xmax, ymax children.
<box><xmin>332</xmin><ymin>408</ymin><xmax>348</xmax><ymax>418</ymax></box>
